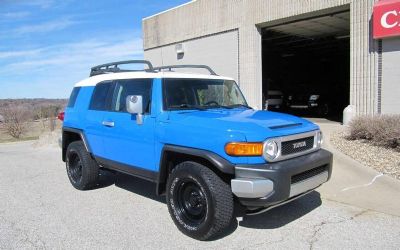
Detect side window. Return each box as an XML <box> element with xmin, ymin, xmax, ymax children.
<box><xmin>111</xmin><ymin>79</ymin><xmax>152</xmax><ymax>113</ymax></box>
<box><xmin>67</xmin><ymin>87</ymin><xmax>81</xmax><ymax>108</ymax></box>
<box><xmin>89</xmin><ymin>82</ymin><xmax>113</xmax><ymax>111</ymax></box>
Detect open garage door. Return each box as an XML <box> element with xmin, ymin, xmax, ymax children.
<box><xmin>262</xmin><ymin>10</ymin><xmax>350</xmax><ymax>121</ymax></box>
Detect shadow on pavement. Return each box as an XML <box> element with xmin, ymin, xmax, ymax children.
<box><xmin>113</xmin><ymin>172</ymin><xmax>166</xmax><ymax>204</ymax></box>
<box><xmin>239</xmin><ymin>191</ymin><xmax>322</xmax><ymax>229</ymax></box>
<box><xmin>95</xmin><ymin>171</ymin><xmax>322</xmax><ymax>238</ymax></box>
<box><xmin>91</xmin><ymin>169</ymin><xmax>118</xmax><ymax>190</ymax></box>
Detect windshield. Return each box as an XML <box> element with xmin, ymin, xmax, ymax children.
<box><xmin>163</xmin><ymin>78</ymin><xmax>248</xmax><ymax>110</ymax></box>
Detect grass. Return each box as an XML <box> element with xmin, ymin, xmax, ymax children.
<box><xmin>0</xmin><ymin>136</ymin><xmax>40</xmax><ymax>143</ymax></box>
<box><xmin>0</xmin><ymin>120</ymin><xmax>62</xmax><ymax>143</ymax></box>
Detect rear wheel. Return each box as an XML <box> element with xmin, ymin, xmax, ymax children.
<box><xmin>66</xmin><ymin>141</ymin><xmax>99</xmax><ymax>190</ymax></box>
<box><xmin>166</xmin><ymin>161</ymin><xmax>234</xmax><ymax>240</ymax></box>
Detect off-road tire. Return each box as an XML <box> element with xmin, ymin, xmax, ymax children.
<box><xmin>166</xmin><ymin>161</ymin><xmax>234</xmax><ymax>240</ymax></box>
<box><xmin>66</xmin><ymin>141</ymin><xmax>99</xmax><ymax>190</ymax></box>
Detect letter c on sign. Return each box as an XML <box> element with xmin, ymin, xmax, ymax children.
<box><xmin>381</xmin><ymin>10</ymin><xmax>398</xmax><ymax>28</ymax></box>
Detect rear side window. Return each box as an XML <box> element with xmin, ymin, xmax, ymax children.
<box><xmin>111</xmin><ymin>79</ymin><xmax>153</xmax><ymax>113</ymax></box>
<box><xmin>67</xmin><ymin>87</ymin><xmax>81</xmax><ymax>108</ymax></box>
<box><xmin>89</xmin><ymin>82</ymin><xmax>113</xmax><ymax>111</ymax></box>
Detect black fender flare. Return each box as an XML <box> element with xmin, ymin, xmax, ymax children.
<box><xmin>62</xmin><ymin>127</ymin><xmax>91</xmax><ymax>161</ymax></box>
<box><xmin>156</xmin><ymin>144</ymin><xmax>235</xmax><ymax>195</ymax></box>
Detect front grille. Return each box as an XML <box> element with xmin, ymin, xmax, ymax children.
<box><xmin>281</xmin><ymin>136</ymin><xmax>314</xmax><ymax>156</ymax></box>
<box><xmin>291</xmin><ymin>165</ymin><xmax>328</xmax><ymax>184</ymax></box>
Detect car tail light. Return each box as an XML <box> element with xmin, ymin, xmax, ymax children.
<box><xmin>57</xmin><ymin>111</ymin><xmax>65</xmax><ymax>121</ymax></box>
<box><xmin>225</xmin><ymin>142</ymin><xmax>263</xmax><ymax>156</ymax></box>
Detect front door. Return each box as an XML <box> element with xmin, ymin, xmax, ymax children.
<box><xmin>101</xmin><ymin>78</ymin><xmax>156</xmax><ymax>175</ymax></box>
<box><xmin>84</xmin><ymin>81</ymin><xmax>114</xmax><ymax>158</ymax></box>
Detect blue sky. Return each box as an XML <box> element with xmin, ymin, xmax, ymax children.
<box><xmin>0</xmin><ymin>0</ymin><xmax>190</xmax><ymax>99</ymax></box>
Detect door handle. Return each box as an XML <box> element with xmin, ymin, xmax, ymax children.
<box><xmin>102</xmin><ymin>121</ymin><xmax>115</xmax><ymax>127</ymax></box>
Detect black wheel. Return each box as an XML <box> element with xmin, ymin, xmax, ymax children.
<box><xmin>66</xmin><ymin>141</ymin><xmax>99</xmax><ymax>190</ymax></box>
<box><xmin>166</xmin><ymin>161</ymin><xmax>234</xmax><ymax>240</ymax></box>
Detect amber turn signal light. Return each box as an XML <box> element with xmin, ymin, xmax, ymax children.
<box><xmin>225</xmin><ymin>142</ymin><xmax>263</xmax><ymax>156</ymax></box>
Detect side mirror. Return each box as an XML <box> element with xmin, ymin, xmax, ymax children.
<box><xmin>126</xmin><ymin>95</ymin><xmax>144</xmax><ymax>125</ymax></box>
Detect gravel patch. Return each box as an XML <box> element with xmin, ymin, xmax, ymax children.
<box><xmin>331</xmin><ymin>128</ymin><xmax>400</xmax><ymax>180</ymax></box>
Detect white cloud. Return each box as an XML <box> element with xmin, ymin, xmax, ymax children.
<box><xmin>0</xmin><ymin>49</ymin><xmax>42</xmax><ymax>59</ymax></box>
<box><xmin>0</xmin><ymin>32</ymin><xmax>144</xmax><ymax>98</ymax></box>
<box><xmin>1</xmin><ymin>37</ymin><xmax>144</xmax><ymax>74</ymax></box>
<box><xmin>20</xmin><ymin>0</ymin><xmax>54</xmax><ymax>9</ymax></box>
<box><xmin>1</xmin><ymin>0</ymin><xmax>75</xmax><ymax>10</ymax></box>
<box><xmin>0</xmin><ymin>11</ymin><xmax>31</xmax><ymax>19</ymax></box>
<box><xmin>14</xmin><ymin>18</ymin><xmax>77</xmax><ymax>35</ymax></box>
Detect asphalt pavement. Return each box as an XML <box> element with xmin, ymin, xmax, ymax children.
<box><xmin>0</xmin><ymin>141</ymin><xmax>399</xmax><ymax>249</ymax></box>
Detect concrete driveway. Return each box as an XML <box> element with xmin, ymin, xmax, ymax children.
<box><xmin>0</xmin><ymin>140</ymin><xmax>400</xmax><ymax>249</ymax></box>
<box><xmin>309</xmin><ymin>118</ymin><xmax>400</xmax><ymax>217</ymax></box>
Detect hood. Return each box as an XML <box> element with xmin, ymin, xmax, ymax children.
<box><xmin>167</xmin><ymin>108</ymin><xmax>319</xmax><ymax>141</ymax></box>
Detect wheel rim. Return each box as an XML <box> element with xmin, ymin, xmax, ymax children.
<box><xmin>67</xmin><ymin>151</ymin><xmax>83</xmax><ymax>183</ymax></box>
<box><xmin>174</xmin><ymin>179</ymin><xmax>207</xmax><ymax>226</ymax></box>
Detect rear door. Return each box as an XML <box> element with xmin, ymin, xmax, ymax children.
<box><xmin>84</xmin><ymin>81</ymin><xmax>114</xmax><ymax>158</ymax></box>
<box><xmin>101</xmin><ymin>78</ymin><xmax>156</xmax><ymax>174</ymax></box>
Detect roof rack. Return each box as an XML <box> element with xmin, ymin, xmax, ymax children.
<box><xmin>153</xmin><ymin>65</ymin><xmax>217</xmax><ymax>76</ymax></box>
<box><xmin>90</xmin><ymin>60</ymin><xmax>155</xmax><ymax>76</ymax></box>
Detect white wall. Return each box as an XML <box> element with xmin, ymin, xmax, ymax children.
<box><xmin>382</xmin><ymin>38</ymin><xmax>400</xmax><ymax>114</ymax></box>
<box><xmin>145</xmin><ymin>30</ymin><xmax>239</xmax><ymax>82</ymax></box>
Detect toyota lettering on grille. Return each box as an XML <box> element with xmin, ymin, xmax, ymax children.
<box><xmin>293</xmin><ymin>141</ymin><xmax>306</xmax><ymax>149</ymax></box>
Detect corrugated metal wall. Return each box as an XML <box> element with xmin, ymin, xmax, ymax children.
<box><xmin>143</xmin><ymin>0</ymin><xmax>379</xmax><ymax>113</ymax></box>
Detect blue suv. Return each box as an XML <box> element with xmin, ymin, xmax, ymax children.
<box><xmin>61</xmin><ymin>60</ymin><xmax>332</xmax><ymax>240</ymax></box>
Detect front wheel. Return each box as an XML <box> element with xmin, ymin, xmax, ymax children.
<box><xmin>166</xmin><ymin>161</ymin><xmax>234</xmax><ymax>240</ymax></box>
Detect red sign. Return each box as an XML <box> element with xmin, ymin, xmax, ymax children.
<box><xmin>373</xmin><ymin>0</ymin><xmax>400</xmax><ymax>39</ymax></box>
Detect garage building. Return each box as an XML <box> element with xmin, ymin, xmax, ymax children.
<box><xmin>143</xmin><ymin>0</ymin><xmax>400</xmax><ymax>120</ymax></box>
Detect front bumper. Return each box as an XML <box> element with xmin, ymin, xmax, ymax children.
<box><xmin>231</xmin><ymin>149</ymin><xmax>332</xmax><ymax>208</ymax></box>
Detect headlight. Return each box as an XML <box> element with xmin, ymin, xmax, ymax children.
<box><xmin>317</xmin><ymin>131</ymin><xmax>323</xmax><ymax>147</ymax></box>
<box><xmin>309</xmin><ymin>95</ymin><xmax>320</xmax><ymax>101</ymax></box>
<box><xmin>263</xmin><ymin>140</ymin><xmax>278</xmax><ymax>161</ymax></box>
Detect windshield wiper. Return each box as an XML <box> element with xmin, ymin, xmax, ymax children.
<box><xmin>225</xmin><ymin>104</ymin><xmax>253</xmax><ymax>109</ymax></box>
<box><xmin>175</xmin><ymin>104</ymin><xmax>206</xmax><ymax>110</ymax></box>
<box><xmin>202</xmin><ymin>103</ymin><xmax>253</xmax><ymax>110</ymax></box>
<box><xmin>203</xmin><ymin>104</ymin><xmax>230</xmax><ymax>109</ymax></box>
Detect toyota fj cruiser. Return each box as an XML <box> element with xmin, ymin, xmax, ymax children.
<box><xmin>60</xmin><ymin>60</ymin><xmax>332</xmax><ymax>240</ymax></box>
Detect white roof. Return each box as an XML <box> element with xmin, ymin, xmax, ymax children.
<box><xmin>74</xmin><ymin>71</ymin><xmax>234</xmax><ymax>87</ymax></box>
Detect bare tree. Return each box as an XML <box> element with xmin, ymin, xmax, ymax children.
<box><xmin>33</xmin><ymin>104</ymin><xmax>62</xmax><ymax>131</ymax></box>
<box><xmin>1</xmin><ymin>106</ymin><xmax>29</xmax><ymax>139</ymax></box>
<box><xmin>47</xmin><ymin>105</ymin><xmax>61</xmax><ymax>132</ymax></box>
<box><xmin>35</xmin><ymin>107</ymin><xmax>48</xmax><ymax>129</ymax></box>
